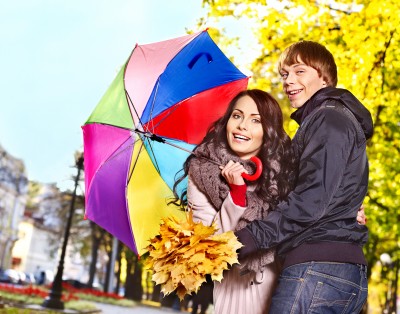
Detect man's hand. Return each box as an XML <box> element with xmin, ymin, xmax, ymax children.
<box><xmin>357</xmin><ymin>205</ymin><xmax>367</xmax><ymax>225</ymax></box>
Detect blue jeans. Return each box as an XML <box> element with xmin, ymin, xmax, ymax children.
<box><xmin>269</xmin><ymin>262</ymin><xmax>368</xmax><ymax>314</ymax></box>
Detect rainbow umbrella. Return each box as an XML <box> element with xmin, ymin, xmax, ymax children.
<box><xmin>82</xmin><ymin>30</ymin><xmax>249</xmax><ymax>256</ymax></box>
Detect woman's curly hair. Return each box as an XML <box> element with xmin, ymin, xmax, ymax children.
<box><xmin>171</xmin><ymin>89</ymin><xmax>297</xmax><ymax>209</ymax></box>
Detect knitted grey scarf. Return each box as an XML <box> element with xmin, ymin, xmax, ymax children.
<box><xmin>189</xmin><ymin>141</ymin><xmax>275</xmax><ymax>271</ymax></box>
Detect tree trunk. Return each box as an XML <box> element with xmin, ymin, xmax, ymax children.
<box><xmin>124</xmin><ymin>255</ymin><xmax>143</xmax><ymax>301</ymax></box>
<box><xmin>87</xmin><ymin>222</ymin><xmax>103</xmax><ymax>288</ymax></box>
<box><xmin>114</xmin><ymin>241</ymin><xmax>122</xmax><ymax>295</ymax></box>
<box><xmin>103</xmin><ymin>248</ymin><xmax>112</xmax><ymax>293</ymax></box>
<box><xmin>130</xmin><ymin>259</ymin><xmax>143</xmax><ymax>301</ymax></box>
<box><xmin>124</xmin><ymin>257</ymin><xmax>134</xmax><ymax>300</ymax></box>
<box><xmin>145</xmin><ymin>271</ymin><xmax>152</xmax><ymax>300</ymax></box>
<box><xmin>151</xmin><ymin>284</ymin><xmax>161</xmax><ymax>303</ymax></box>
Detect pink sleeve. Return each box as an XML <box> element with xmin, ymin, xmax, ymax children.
<box><xmin>188</xmin><ymin>173</ymin><xmax>246</xmax><ymax>233</ymax></box>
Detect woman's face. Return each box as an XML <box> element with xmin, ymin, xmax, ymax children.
<box><xmin>226</xmin><ymin>95</ymin><xmax>264</xmax><ymax>160</ymax></box>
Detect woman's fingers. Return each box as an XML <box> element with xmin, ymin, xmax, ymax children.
<box><xmin>221</xmin><ymin>161</ymin><xmax>246</xmax><ymax>185</ymax></box>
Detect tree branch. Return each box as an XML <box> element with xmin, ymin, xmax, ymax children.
<box><xmin>363</xmin><ymin>29</ymin><xmax>395</xmax><ymax>98</ymax></box>
<box><xmin>367</xmin><ymin>194</ymin><xmax>391</xmax><ymax>211</ymax></box>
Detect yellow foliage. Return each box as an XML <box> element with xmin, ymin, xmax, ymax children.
<box><xmin>197</xmin><ymin>1</ymin><xmax>400</xmax><ymax>311</ymax></box>
<box><xmin>143</xmin><ymin>210</ymin><xmax>242</xmax><ymax>300</ymax></box>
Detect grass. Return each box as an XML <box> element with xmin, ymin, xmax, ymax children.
<box><xmin>0</xmin><ymin>289</ymin><xmax>136</xmax><ymax>313</ymax></box>
<box><xmin>0</xmin><ymin>309</ymin><xmax>58</xmax><ymax>314</ymax></box>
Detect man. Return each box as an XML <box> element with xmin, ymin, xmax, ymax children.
<box><xmin>235</xmin><ymin>41</ymin><xmax>373</xmax><ymax>313</ymax></box>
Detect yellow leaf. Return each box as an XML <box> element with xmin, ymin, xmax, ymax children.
<box><xmin>181</xmin><ymin>275</ymin><xmax>205</xmax><ymax>291</ymax></box>
<box><xmin>152</xmin><ymin>271</ymin><xmax>169</xmax><ymax>285</ymax></box>
<box><xmin>144</xmin><ymin>211</ymin><xmax>243</xmax><ymax>299</ymax></box>
<box><xmin>161</xmin><ymin>279</ymin><xmax>176</xmax><ymax>295</ymax></box>
<box><xmin>176</xmin><ymin>285</ymin><xmax>189</xmax><ymax>301</ymax></box>
<box><xmin>211</xmin><ymin>271</ymin><xmax>224</xmax><ymax>282</ymax></box>
<box><xmin>164</xmin><ymin>240</ymin><xmax>172</xmax><ymax>250</ymax></box>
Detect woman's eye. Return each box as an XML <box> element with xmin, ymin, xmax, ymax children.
<box><xmin>232</xmin><ymin>113</ymin><xmax>241</xmax><ymax>119</ymax></box>
<box><xmin>252</xmin><ymin>119</ymin><xmax>261</xmax><ymax>124</ymax></box>
<box><xmin>280</xmin><ymin>73</ymin><xmax>288</xmax><ymax>79</ymax></box>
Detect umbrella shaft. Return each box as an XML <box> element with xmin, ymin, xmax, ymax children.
<box><xmin>162</xmin><ymin>140</ymin><xmax>222</xmax><ymax>167</ymax></box>
<box><xmin>134</xmin><ymin>129</ymin><xmax>222</xmax><ymax>166</ymax></box>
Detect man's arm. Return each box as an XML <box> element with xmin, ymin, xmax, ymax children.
<box><xmin>236</xmin><ymin>106</ymin><xmax>356</xmax><ymax>258</ymax></box>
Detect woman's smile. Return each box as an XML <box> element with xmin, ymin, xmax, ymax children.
<box><xmin>226</xmin><ymin>95</ymin><xmax>263</xmax><ymax>160</ymax></box>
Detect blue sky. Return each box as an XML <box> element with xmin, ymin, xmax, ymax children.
<box><xmin>0</xmin><ymin>0</ymin><xmax>205</xmax><ymax>191</ymax></box>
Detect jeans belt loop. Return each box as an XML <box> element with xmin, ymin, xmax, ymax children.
<box><xmin>358</xmin><ymin>264</ymin><xmax>367</xmax><ymax>272</ymax></box>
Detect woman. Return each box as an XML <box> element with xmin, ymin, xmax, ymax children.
<box><xmin>172</xmin><ymin>89</ymin><xmax>297</xmax><ymax>313</ymax></box>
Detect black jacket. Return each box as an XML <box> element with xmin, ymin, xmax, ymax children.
<box><xmin>236</xmin><ymin>87</ymin><xmax>373</xmax><ymax>264</ymax></box>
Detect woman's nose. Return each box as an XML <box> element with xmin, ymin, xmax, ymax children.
<box><xmin>238</xmin><ymin>119</ymin><xmax>248</xmax><ymax>130</ymax></box>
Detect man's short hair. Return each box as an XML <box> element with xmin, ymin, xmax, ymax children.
<box><xmin>278</xmin><ymin>41</ymin><xmax>338</xmax><ymax>87</ymax></box>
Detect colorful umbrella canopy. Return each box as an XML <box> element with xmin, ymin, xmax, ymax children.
<box><xmin>82</xmin><ymin>30</ymin><xmax>249</xmax><ymax>256</ymax></box>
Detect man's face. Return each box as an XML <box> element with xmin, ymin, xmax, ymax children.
<box><xmin>280</xmin><ymin>57</ymin><xmax>327</xmax><ymax>109</ymax></box>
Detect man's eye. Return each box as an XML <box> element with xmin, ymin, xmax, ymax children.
<box><xmin>281</xmin><ymin>73</ymin><xmax>288</xmax><ymax>79</ymax></box>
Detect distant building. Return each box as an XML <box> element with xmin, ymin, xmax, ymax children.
<box><xmin>0</xmin><ymin>145</ymin><xmax>91</xmax><ymax>286</ymax></box>
<box><xmin>0</xmin><ymin>144</ymin><xmax>28</xmax><ymax>270</ymax></box>
<box><xmin>12</xmin><ymin>182</ymin><xmax>62</xmax><ymax>280</ymax></box>
<box><xmin>12</xmin><ymin>181</ymin><xmax>90</xmax><ymax>284</ymax></box>
<box><xmin>12</xmin><ymin>216</ymin><xmax>57</xmax><ymax>283</ymax></box>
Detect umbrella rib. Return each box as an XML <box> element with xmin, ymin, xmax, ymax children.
<box><xmin>124</xmin><ymin>79</ymin><xmax>160</xmax><ymax>134</ymax></box>
<box><xmin>127</xmin><ymin>135</ymin><xmax>163</xmax><ymax>184</ymax></box>
<box><xmin>143</xmin><ymin>135</ymin><xmax>163</xmax><ymax>173</ymax></box>
<box><xmin>147</xmin><ymin>101</ymin><xmax>183</xmax><ymax>131</ymax></box>
<box><xmin>145</xmin><ymin>78</ymin><xmax>160</xmax><ymax>133</ymax></box>
<box><xmin>127</xmin><ymin>139</ymin><xmax>144</xmax><ymax>184</ymax></box>
<box><xmin>125</xmin><ymin>90</ymin><xmax>145</xmax><ymax>130</ymax></box>
<box><xmin>103</xmin><ymin>138</ymin><xmax>135</xmax><ymax>165</ymax></box>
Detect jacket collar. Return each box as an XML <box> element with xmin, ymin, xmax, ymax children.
<box><xmin>290</xmin><ymin>87</ymin><xmax>329</xmax><ymax>125</ymax></box>
<box><xmin>290</xmin><ymin>87</ymin><xmax>373</xmax><ymax>140</ymax></box>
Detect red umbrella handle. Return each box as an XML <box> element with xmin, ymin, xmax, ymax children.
<box><xmin>241</xmin><ymin>156</ymin><xmax>263</xmax><ymax>181</ymax></box>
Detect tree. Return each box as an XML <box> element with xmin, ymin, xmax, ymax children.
<box><xmin>114</xmin><ymin>240</ymin><xmax>123</xmax><ymax>294</ymax></box>
<box><xmin>123</xmin><ymin>247</ymin><xmax>143</xmax><ymax>301</ymax></box>
<box><xmin>198</xmin><ymin>0</ymin><xmax>400</xmax><ymax>310</ymax></box>
<box><xmin>86</xmin><ymin>221</ymin><xmax>105</xmax><ymax>288</ymax></box>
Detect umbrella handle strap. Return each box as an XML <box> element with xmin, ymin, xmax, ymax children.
<box><xmin>188</xmin><ymin>52</ymin><xmax>213</xmax><ymax>69</ymax></box>
<box><xmin>241</xmin><ymin>156</ymin><xmax>263</xmax><ymax>181</ymax></box>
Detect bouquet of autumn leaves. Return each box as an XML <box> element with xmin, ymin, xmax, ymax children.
<box><xmin>143</xmin><ymin>210</ymin><xmax>242</xmax><ymax>300</ymax></box>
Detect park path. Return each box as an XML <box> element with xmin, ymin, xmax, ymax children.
<box><xmin>93</xmin><ymin>302</ymin><xmax>190</xmax><ymax>314</ymax></box>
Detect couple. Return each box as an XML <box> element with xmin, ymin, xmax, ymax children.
<box><xmin>172</xmin><ymin>41</ymin><xmax>372</xmax><ymax>313</ymax></box>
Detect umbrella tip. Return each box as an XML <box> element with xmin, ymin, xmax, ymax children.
<box><xmin>203</xmin><ymin>28</ymin><xmax>209</xmax><ymax>32</ymax></box>
<box><xmin>83</xmin><ymin>213</ymin><xmax>87</xmax><ymax>220</ymax></box>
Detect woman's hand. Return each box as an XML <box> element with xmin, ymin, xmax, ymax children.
<box><xmin>220</xmin><ymin>160</ymin><xmax>246</xmax><ymax>185</ymax></box>
<box><xmin>357</xmin><ymin>205</ymin><xmax>367</xmax><ymax>225</ymax></box>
